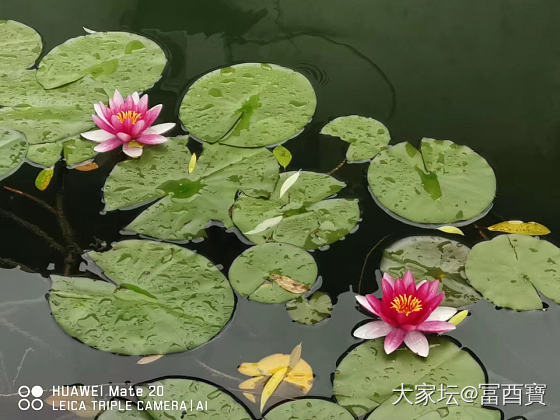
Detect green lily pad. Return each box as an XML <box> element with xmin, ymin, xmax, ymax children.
<box><xmin>27</xmin><ymin>142</ymin><xmax>63</xmax><ymax>167</ymax></box>
<box><xmin>380</xmin><ymin>236</ymin><xmax>480</xmax><ymax>307</ymax></box>
<box><xmin>229</xmin><ymin>243</ymin><xmax>318</xmax><ymax>303</ymax></box>
<box><xmin>265</xmin><ymin>399</ymin><xmax>354</xmax><ymax>420</ymax></box>
<box><xmin>287</xmin><ymin>292</ymin><xmax>332</xmax><ymax>324</ymax></box>
<box><xmin>321</xmin><ymin>115</ymin><xmax>390</xmax><ymax>162</ymax></box>
<box><xmin>179</xmin><ymin>63</ymin><xmax>316</xmax><ymax>147</ymax></box>
<box><xmin>48</xmin><ymin>240</ymin><xmax>234</xmax><ymax>355</ymax></box>
<box><xmin>0</xmin><ymin>129</ymin><xmax>28</xmax><ymax>180</ymax></box>
<box><xmin>98</xmin><ymin>406</ymin><xmax>151</xmax><ymax>420</ymax></box>
<box><xmin>0</xmin><ymin>20</ymin><xmax>42</xmax><ymax>70</ymax></box>
<box><xmin>368</xmin><ymin>139</ymin><xmax>496</xmax><ymax>225</ymax></box>
<box><xmin>232</xmin><ymin>171</ymin><xmax>360</xmax><ymax>250</ymax></box>
<box><xmin>62</xmin><ymin>137</ymin><xmax>97</xmax><ymax>167</ymax></box>
<box><xmin>37</xmin><ymin>31</ymin><xmax>166</xmax><ymax>94</ymax></box>
<box><xmin>367</xmin><ymin>405</ymin><xmax>501</xmax><ymax>420</ymax></box>
<box><xmin>465</xmin><ymin>234</ymin><xmax>560</xmax><ymax>310</ymax></box>
<box><xmin>333</xmin><ymin>337</ymin><xmax>489</xmax><ymax>418</ymax></box>
<box><xmin>104</xmin><ymin>136</ymin><xmax>279</xmax><ymax>241</ymax></box>
<box><xmin>137</xmin><ymin>378</ymin><xmax>252</xmax><ymax>420</ymax></box>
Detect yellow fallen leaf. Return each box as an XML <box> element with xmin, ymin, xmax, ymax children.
<box><xmin>289</xmin><ymin>343</ymin><xmax>302</xmax><ymax>369</ymax></box>
<box><xmin>449</xmin><ymin>310</ymin><xmax>469</xmax><ymax>326</ymax></box>
<box><xmin>487</xmin><ymin>220</ymin><xmax>550</xmax><ymax>235</ymax></box>
<box><xmin>239</xmin><ymin>376</ymin><xmax>267</xmax><ymax>403</ymax></box>
<box><xmin>137</xmin><ymin>354</ymin><xmax>163</xmax><ymax>365</ymax></box>
<box><xmin>189</xmin><ymin>153</ymin><xmax>197</xmax><ymax>173</ymax></box>
<box><xmin>74</xmin><ymin>162</ymin><xmax>99</xmax><ymax>172</ymax></box>
<box><xmin>437</xmin><ymin>225</ymin><xmax>464</xmax><ymax>236</ymax></box>
<box><xmin>46</xmin><ymin>389</ymin><xmax>99</xmax><ymax>418</ymax></box>
<box><xmin>270</xmin><ymin>273</ymin><xmax>309</xmax><ymax>294</ymax></box>
<box><xmin>261</xmin><ymin>366</ymin><xmax>288</xmax><ymax>411</ymax></box>
<box><xmin>35</xmin><ymin>167</ymin><xmax>54</xmax><ymax>191</ymax></box>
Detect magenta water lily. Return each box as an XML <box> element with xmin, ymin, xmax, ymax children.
<box><xmin>354</xmin><ymin>271</ymin><xmax>457</xmax><ymax>357</ymax></box>
<box><xmin>81</xmin><ymin>90</ymin><xmax>175</xmax><ymax>158</ymax></box>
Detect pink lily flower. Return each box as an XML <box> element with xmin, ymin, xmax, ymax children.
<box><xmin>81</xmin><ymin>90</ymin><xmax>175</xmax><ymax>158</ymax></box>
<box><xmin>354</xmin><ymin>271</ymin><xmax>457</xmax><ymax>357</ymax></box>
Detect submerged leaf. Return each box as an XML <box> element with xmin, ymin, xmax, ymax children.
<box><xmin>35</xmin><ymin>167</ymin><xmax>54</xmax><ymax>191</ymax></box>
<box><xmin>488</xmin><ymin>220</ymin><xmax>551</xmax><ymax>235</ymax></box>
<box><xmin>136</xmin><ymin>354</ymin><xmax>163</xmax><ymax>365</ymax></box>
<box><xmin>270</xmin><ymin>273</ymin><xmax>310</xmax><ymax>294</ymax></box>
<box><xmin>273</xmin><ymin>145</ymin><xmax>292</xmax><ymax>168</ymax></box>
<box><xmin>279</xmin><ymin>170</ymin><xmax>300</xmax><ymax>198</ymax></box>
<box><xmin>437</xmin><ymin>225</ymin><xmax>465</xmax><ymax>236</ymax></box>
<box><xmin>244</xmin><ymin>215</ymin><xmax>283</xmax><ymax>235</ymax></box>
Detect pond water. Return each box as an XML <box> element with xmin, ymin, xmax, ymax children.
<box><xmin>1</xmin><ymin>1</ymin><xmax>560</xmax><ymax>419</ymax></box>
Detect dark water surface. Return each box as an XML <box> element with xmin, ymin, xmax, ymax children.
<box><xmin>1</xmin><ymin>1</ymin><xmax>560</xmax><ymax>419</ymax></box>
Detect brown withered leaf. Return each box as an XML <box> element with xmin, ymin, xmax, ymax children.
<box><xmin>73</xmin><ymin>162</ymin><xmax>99</xmax><ymax>172</ymax></box>
<box><xmin>270</xmin><ymin>273</ymin><xmax>309</xmax><ymax>294</ymax></box>
<box><xmin>45</xmin><ymin>388</ymin><xmax>99</xmax><ymax>418</ymax></box>
<box><xmin>137</xmin><ymin>354</ymin><xmax>164</xmax><ymax>365</ymax></box>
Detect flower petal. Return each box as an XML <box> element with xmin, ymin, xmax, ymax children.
<box><xmin>355</xmin><ymin>295</ymin><xmax>379</xmax><ymax>316</ymax></box>
<box><xmin>381</xmin><ymin>274</ymin><xmax>395</xmax><ymax>297</ymax></box>
<box><xmin>402</xmin><ymin>270</ymin><xmax>415</xmax><ymax>294</ymax></box>
<box><xmin>142</xmin><ymin>104</ymin><xmax>162</xmax><ymax>127</ymax></box>
<box><xmin>94</xmin><ymin>137</ymin><xmax>122</xmax><ymax>152</ymax></box>
<box><xmin>417</xmin><ymin>321</ymin><xmax>456</xmax><ymax>334</ymax></box>
<box><xmin>384</xmin><ymin>328</ymin><xmax>406</xmax><ymax>354</ymax></box>
<box><xmin>404</xmin><ymin>331</ymin><xmax>429</xmax><ymax>357</ymax></box>
<box><xmin>382</xmin><ymin>272</ymin><xmax>395</xmax><ymax>287</ymax></box>
<box><xmin>131</xmin><ymin>92</ymin><xmax>140</xmax><ymax>105</ymax></box>
<box><xmin>143</xmin><ymin>122</ymin><xmax>175</xmax><ymax>135</ymax></box>
<box><xmin>365</xmin><ymin>294</ymin><xmax>383</xmax><ymax>317</ymax></box>
<box><xmin>122</xmin><ymin>142</ymin><xmax>143</xmax><ymax>158</ymax></box>
<box><xmin>92</xmin><ymin>115</ymin><xmax>115</xmax><ymax>133</ymax></box>
<box><xmin>136</xmin><ymin>134</ymin><xmax>168</xmax><ymax>145</ymax></box>
<box><xmin>81</xmin><ymin>129</ymin><xmax>115</xmax><ymax>142</ymax></box>
<box><xmin>116</xmin><ymin>132</ymin><xmax>131</xmax><ymax>142</ymax></box>
<box><xmin>426</xmin><ymin>306</ymin><xmax>457</xmax><ymax>322</ymax></box>
<box><xmin>354</xmin><ymin>321</ymin><xmax>393</xmax><ymax>340</ymax></box>
<box><xmin>112</xmin><ymin>90</ymin><xmax>124</xmax><ymax>107</ymax></box>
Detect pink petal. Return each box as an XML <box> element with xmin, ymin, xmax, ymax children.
<box><xmin>112</xmin><ymin>90</ymin><xmax>124</xmax><ymax>107</ymax></box>
<box><xmin>416</xmin><ymin>280</ymin><xmax>427</xmax><ymax>288</ymax></box>
<box><xmin>404</xmin><ymin>331</ymin><xmax>429</xmax><ymax>357</ymax></box>
<box><xmin>94</xmin><ymin>103</ymin><xmax>110</xmax><ymax>124</ymax></box>
<box><xmin>355</xmin><ymin>295</ymin><xmax>379</xmax><ymax>316</ymax></box>
<box><xmin>131</xmin><ymin>92</ymin><xmax>140</xmax><ymax>105</ymax></box>
<box><xmin>122</xmin><ymin>142</ymin><xmax>143</xmax><ymax>158</ymax></box>
<box><xmin>136</xmin><ymin>134</ymin><xmax>168</xmax><ymax>145</ymax></box>
<box><xmin>426</xmin><ymin>306</ymin><xmax>457</xmax><ymax>322</ymax></box>
<box><xmin>384</xmin><ymin>328</ymin><xmax>406</xmax><ymax>354</ymax></box>
<box><xmin>124</xmin><ymin>94</ymin><xmax>134</xmax><ymax>110</ymax></box>
<box><xmin>142</xmin><ymin>104</ymin><xmax>162</xmax><ymax>127</ymax></box>
<box><xmin>143</xmin><ymin>122</ymin><xmax>175</xmax><ymax>135</ymax></box>
<box><xmin>402</xmin><ymin>270</ymin><xmax>415</xmax><ymax>294</ymax></box>
<box><xmin>94</xmin><ymin>137</ymin><xmax>122</xmax><ymax>152</ymax></box>
<box><xmin>130</xmin><ymin>120</ymin><xmax>146</xmax><ymax>138</ymax></box>
<box><xmin>138</xmin><ymin>94</ymin><xmax>149</xmax><ymax>113</ymax></box>
<box><xmin>81</xmin><ymin>129</ymin><xmax>115</xmax><ymax>142</ymax></box>
<box><xmin>365</xmin><ymin>294</ymin><xmax>383</xmax><ymax>316</ymax></box>
<box><xmin>382</xmin><ymin>272</ymin><xmax>395</xmax><ymax>287</ymax></box>
<box><xmin>381</xmin><ymin>274</ymin><xmax>395</xmax><ymax>297</ymax></box>
<box><xmin>417</xmin><ymin>321</ymin><xmax>456</xmax><ymax>334</ymax></box>
<box><xmin>116</xmin><ymin>132</ymin><xmax>131</xmax><ymax>142</ymax></box>
<box><xmin>92</xmin><ymin>115</ymin><xmax>115</xmax><ymax>133</ymax></box>
<box><xmin>354</xmin><ymin>321</ymin><xmax>393</xmax><ymax>339</ymax></box>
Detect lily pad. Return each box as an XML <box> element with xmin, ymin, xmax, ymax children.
<box><xmin>48</xmin><ymin>240</ymin><xmax>234</xmax><ymax>355</ymax></box>
<box><xmin>265</xmin><ymin>399</ymin><xmax>354</xmax><ymax>420</ymax></box>
<box><xmin>104</xmin><ymin>136</ymin><xmax>279</xmax><ymax>241</ymax></box>
<box><xmin>98</xmin><ymin>407</ymin><xmax>151</xmax><ymax>420</ymax></box>
<box><xmin>321</xmin><ymin>115</ymin><xmax>390</xmax><ymax>162</ymax></box>
<box><xmin>37</xmin><ymin>31</ymin><xmax>166</xmax><ymax>94</ymax></box>
<box><xmin>333</xmin><ymin>337</ymin><xmax>490</xmax><ymax>418</ymax></box>
<box><xmin>367</xmin><ymin>405</ymin><xmax>501</xmax><ymax>420</ymax></box>
<box><xmin>232</xmin><ymin>171</ymin><xmax>360</xmax><ymax>250</ymax></box>
<box><xmin>179</xmin><ymin>63</ymin><xmax>316</xmax><ymax>147</ymax></box>
<box><xmin>62</xmin><ymin>137</ymin><xmax>97</xmax><ymax>167</ymax></box>
<box><xmin>286</xmin><ymin>292</ymin><xmax>332</xmax><ymax>324</ymax></box>
<box><xmin>137</xmin><ymin>378</ymin><xmax>252</xmax><ymax>420</ymax></box>
<box><xmin>465</xmin><ymin>234</ymin><xmax>560</xmax><ymax>310</ymax></box>
<box><xmin>229</xmin><ymin>243</ymin><xmax>318</xmax><ymax>303</ymax></box>
<box><xmin>27</xmin><ymin>142</ymin><xmax>63</xmax><ymax>167</ymax></box>
<box><xmin>0</xmin><ymin>129</ymin><xmax>28</xmax><ymax>180</ymax></box>
<box><xmin>0</xmin><ymin>20</ymin><xmax>42</xmax><ymax>70</ymax></box>
<box><xmin>380</xmin><ymin>236</ymin><xmax>480</xmax><ymax>307</ymax></box>
<box><xmin>368</xmin><ymin>139</ymin><xmax>496</xmax><ymax>225</ymax></box>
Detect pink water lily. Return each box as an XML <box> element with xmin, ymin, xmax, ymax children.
<box><xmin>81</xmin><ymin>90</ymin><xmax>175</xmax><ymax>158</ymax></box>
<box><xmin>354</xmin><ymin>271</ymin><xmax>457</xmax><ymax>357</ymax></box>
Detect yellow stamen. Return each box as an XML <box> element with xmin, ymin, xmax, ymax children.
<box><xmin>390</xmin><ymin>294</ymin><xmax>423</xmax><ymax>316</ymax></box>
<box><xmin>116</xmin><ymin>110</ymin><xmax>142</xmax><ymax>124</ymax></box>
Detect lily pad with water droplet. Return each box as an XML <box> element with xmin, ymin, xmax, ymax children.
<box><xmin>265</xmin><ymin>399</ymin><xmax>354</xmax><ymax>420</ymax></box>
<box><xmin>103</xmin><ymin>136</ymin><xmax>279</xmax><ymax>242</ymax></box>
<box><xmin>367</xmin><ymin>405</ymin><xmax>501</xmax><ymax>420</ymax></box>
<box><xmin>0</xmin><ymin>129</ymin><xmax>28</xmax><ymax>181</ymax></box>
<box><xmin>0</xmin><ymin>20</ymin><xmax>42</xmax><ymax>70</ymax></box>
<box><xmin>368</xmin><ymin>139</ymin><xmax>496</xmax><ymax>225</ymax></box>
<box><xmin>37</xmin><ymin>31</ymin><xmax>166</xmax><ymax>94</ymax></box>
<box><xmin>465</xmin><ymin>234</ymin><xmax>560</xmax><ymax>311</ymax></box>
<box><xmin>286</xmin><ymin>292</ymin><xmax>332</xmax><ymax>324</ymax></box>
<box><xmin>48</xmin><ymin>240</ymin><xmax>234</xmax><ymax>355</ymax></box>
<box><xmin>180</xmin><ymin>63</ymin><xmax>316</xmax><ymax>147</ymax></box>
<box><xmin>380</xmin><ymin>236</ymin><xmax>480</xmax><ymax>307</ymax></box>
<box><xmin>320</xmin><ymin>115</ymin><xmax>390</xmax><ymax>162</ymax></box>
<box><xmin>232</xmin><ymin>171</ymin><xmax>360</xmax><ymax>250</ymax></box>
<box><xmin>333</xmin><ymin>337</ymin><xmax>493</xmax><ymax>418</ymax></box>
<box><xmin>229</xmin><ymin>243</ymin><xmax>318</xmax><ymax>303</ymax></box>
